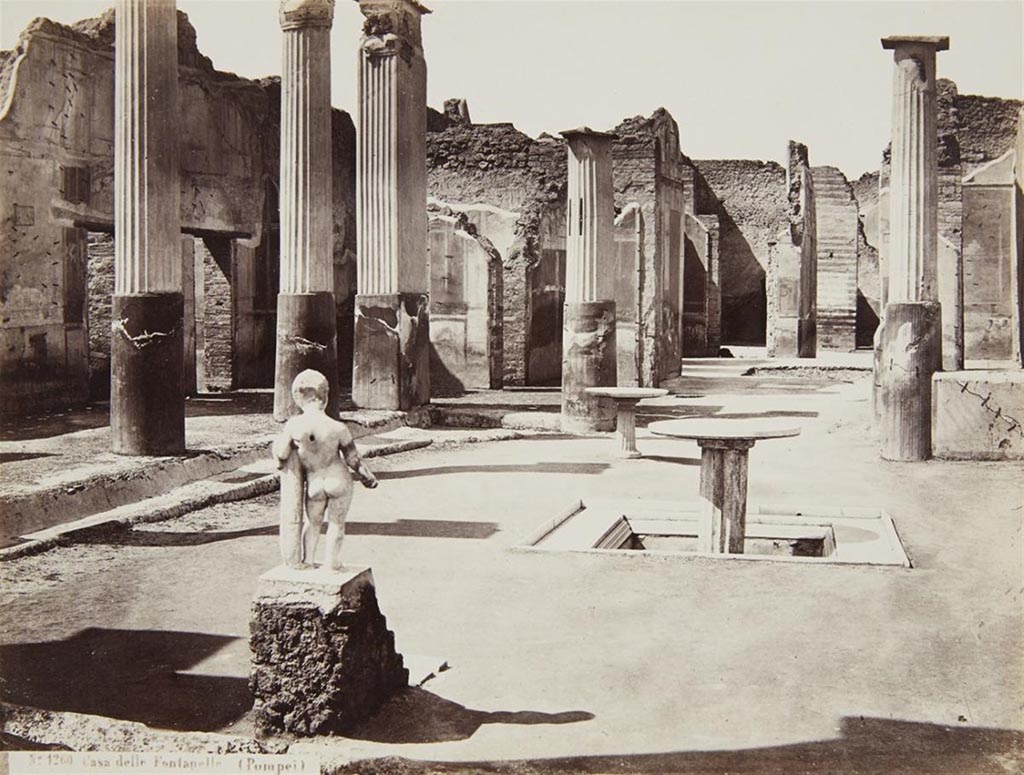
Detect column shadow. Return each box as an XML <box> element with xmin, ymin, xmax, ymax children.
<box><xmin>0</xmin><ymin>628</ymin><xmax>251</xmax><ymax>732</ymax></box>
<box><xmin>349</xmin><ymin>686</ymin><xmax>594</xmax><ymax>744</ymax></box>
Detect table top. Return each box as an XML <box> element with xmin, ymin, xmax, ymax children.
<box><xmin>584</xmin><ymin>387</ymin><xmax>669</xmax><ymax>400</ymax></box>
<box><xmin>647</xmin><ymin>418</ymin><xmax>802</xmax><ymax>441</ymax></box>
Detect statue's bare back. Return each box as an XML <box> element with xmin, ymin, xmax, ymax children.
<box><xmin>272</xmin><ymin>370</ymin><xmax>378</xmax><ymax>570</ymax></box>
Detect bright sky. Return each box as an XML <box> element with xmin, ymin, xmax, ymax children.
<box><xmin>2</xmin><ymin>0</ymin><xmax>1021</xmax><ymax>178</ymax></box>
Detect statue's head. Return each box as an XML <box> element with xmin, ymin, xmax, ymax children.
<box><xmin>291</xmin><ymin>369</ymin><xmax>329</xmax><ymax>411</ymax></box>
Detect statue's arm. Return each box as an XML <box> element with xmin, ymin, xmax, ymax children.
<box><xmin>339</xmin><ymin>425</ymin><xmax>378</xmax><ymax>489</ymax></box>
<box><xmin>272</xmin><ymin>424</ymin><xmax>296</xmax><ymax>470</ymax></box>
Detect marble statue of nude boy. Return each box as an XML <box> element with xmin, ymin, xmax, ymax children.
<box><xmin>272</xmin><ymin>369</ymin><xmax>378</xmax><ymax>570</ymax></box>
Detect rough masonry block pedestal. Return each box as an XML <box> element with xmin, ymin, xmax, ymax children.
<box><xmin>562</xmin><ymin>301</ymin><xmax>617</xmax><ymax>433</ymax></box>
<box><xmin>352</xmin><ymin>293</ymin><xmax>430</xmax><ymax>410</ymax></box>
<box><xmin>249</xmin><ymin>565</ymin><xmax>408</xmax><ymax>736</ymax></box>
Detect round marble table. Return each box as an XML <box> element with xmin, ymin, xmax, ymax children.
<box><xmin>584</xmin><ymin>387</ymin><xmax>669</xmax><ymax>458</ymax></box>
<box><xmin>648</xmin><ymin>418</ymin><xmax>801</xmax><ymax>554</ymax></box>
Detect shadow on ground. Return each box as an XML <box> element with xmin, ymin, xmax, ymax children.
<box><xmin>348</xmin><ymin>520</ymin><xmax>499</xmax><ymax>539</ymax></box>
<box><xmin>333</xmin><ymin>717</ymin><xmax>1024</xmax><ymax>774</ymax></box>
<box><xmin>635</xmin><ymin>407</ymin><xmax>818</xmax><ymax>428</ymax></box>
<box><xmin>72</xmin><ymin>524</ymin><xmax>277</xmax><ymax>547</ymax></box>
<box><xmin>70</xmin><ymin>519</ymin><xmax>499</xmax><ymax>548</ymax></box>
<box><xmin>0</xmin><ymin>628</ymin><xmax>251</xmax><ymax>732</ymax></box>
<box><xmin>377</xmin><ymin>463</ymin><xmax>609</xmax><ymax>480</ymax></box>
<box><xmin>638</xmin><ymin>455</ymin><xmax>701</xmax><ymax>467</ymax></box>
<box><xmin>349</xmin><ymin>687</ymin><xmax>594</xmax><ymax>744</ymax></box>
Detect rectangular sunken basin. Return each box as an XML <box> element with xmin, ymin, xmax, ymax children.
<box><xmin>517</xmin><ymin>498</ymin><xmax>911</xmax><ymax>567</ymax></box>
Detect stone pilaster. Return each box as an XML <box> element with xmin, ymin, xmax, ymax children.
<box><xmin>352</xmin><ymin>0</ymin><xmax>431</xmax><ymax>410</ymax></box>
<box><xmin>560</xmin><ymin>129</ymin><xmax>618</xmax><ymax>432</ymax></box>
<box><xmin>111</xmin><ymin>0</ymin><xmax>184</xmax><ymax>455</ymax></box>
<box><xmin>877</xmin><ymin>36</ymin><xmax>948</xmax><ymax>461</ymax></box>
<box><xmin>767</xmin><ymin>141</ymin><xmax>816</xmax><ymax>358</ymax></box>
<box><xmin>273</xmin><ymin>0</ymin><xmax>339</xmax><ymax>420</ymax></box>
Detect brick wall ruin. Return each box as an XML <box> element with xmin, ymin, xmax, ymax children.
<box><xmin>425</xmin><ymin>104</ymin><xmax>723</xmax><ymax>387</ymax></box>
<box><xmin>611</xmin><ymin>109</ymin><xmax>690</xmax><ymax>383</ymax></box>
<box><xmin>690</xmin><ymin>159</ymin><xmax>788</xmax><ymax>345</ymax></box>
<box><xmin>426</xmin><ymin>108</ymin><xmax>566</xmax><ymax>387</ymax></box>
<box><xmin>0</xmin><ymin>11</ymin><xmax>356</xmax><ymax>414</ymax></box>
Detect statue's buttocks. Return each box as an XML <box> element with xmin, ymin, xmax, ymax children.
<box><xmin>272</xmin><ymin>370</ymin><xmax>378</xmax><ymax>570</ymax></box>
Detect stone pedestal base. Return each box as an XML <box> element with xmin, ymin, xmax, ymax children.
<box><xmin>768</xmin><ymin>317</ymin><xmax>816</xmax><ymax>359</ymax></box>
<box><xmin>932</xmin><ymin>370</ymin><xmax>1024</xmax><ymax>460</ymax></box>
<box><xmin>273</xmin><ymin>292</ymin><xmax>339</xmax><ymax>421</ymax></box>
<box><xmin>878</xmin><ymin>301</ymin><xmax>942</xmax><ymax>461</ymax></box>
<box><xmin>111</xmin><ymin>292</ymin><xmax>185</xmax><ymax>456</ymax></box>
<box><xmin>697</xmin><ymin>439</ymin><xmax>753</xmax><ymax>554</ymax></box>
<box><xmin>250</xmin><ymin>565</ymin><xmax>407</xmax><ymax>736</ymax></box>
<box><xmin>352</xmin><ymin>293</ymin><xmax>430</xmax><ymax>411</ymax></box>
<box><xmin>561</xmin><ymin>301</ymin><xmax>617</xmax><ymax>433</ymax></box>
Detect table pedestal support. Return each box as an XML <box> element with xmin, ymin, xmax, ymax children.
<box><xmin>616</xmin><ymin>401</ymin><xmax>642</xmax><ymax>458</ymax></box>
<box><xmin>697</xmin><ymin>439</ymin><xmax>754</xmax><ymax>554</ymax></box>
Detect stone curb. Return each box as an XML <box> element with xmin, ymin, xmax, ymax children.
<box><xmin>0</xmin><ymin>437</ymin><xmax>432</xmax><ymax>562</ymax></box>
<box><xmin>0</xmin><ymin>413</ymin><xmax>411</xmax><ymax>546</ymax></box>
<box><xmin>427</xmin><ymin>406</ymin><xmax>562</xmax><ymax>432</ymax></box>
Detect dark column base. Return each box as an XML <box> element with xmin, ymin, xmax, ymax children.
<box><xmin>352</xmin><ymin>293</ymin><xmax>430</xmax><ymax>411</ymax></box>
<box><xmin>798</xmin><ymin>317</ymin><xmax>817</xmax><ymax>358</ymax></box>
<box><xmin>562</xmin><ymin>300</ymin><xmax>617</xmax><ymax>433</ymax></box>
<box><xmin>274</xmin><ymin>292</ymin><xmax>339</xmax><ymax>421</ymax></box>
<box><xmin>250</xmin><ymin>566</ymin><xmax>408</xmax><ymax>736</ymax></box>
<box><xmin>879</xmin><ymin>301</ymin><xmax>942</xmax><ymax>461</ymax></box>
<box><xmin>111</xmin><ymin>293</ymin><xmax>185</xmax><ymax>456</ymax></box>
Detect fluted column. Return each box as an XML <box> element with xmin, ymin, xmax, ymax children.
<box><xmin>273</xmin><ymin>0</ymin><xmax>339</xmax><ymax>420</ymax></box>
<box><xmin>352</xmin><ymin>0</ymin><xmax>431</xmax><ymax>410</ymax></box>
<box><xmin>111</xmin><ymin>0</ymin><xmax>184</xmax><ymax>455</ymax></box>
<box><xmin>877</xmin><ymin>36</ymin><xmax>948</xmax><ymax>461</ymax></box>
<box><xmin>560</xmin><ymin>129</ymin><xmax>618</xmax><ymax>433</ymax></box>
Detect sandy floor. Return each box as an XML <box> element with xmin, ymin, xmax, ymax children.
<box><xmin>1</xmin><ymin>358</ymin><xmax>1021</xmax><ymax>773</ymax></box>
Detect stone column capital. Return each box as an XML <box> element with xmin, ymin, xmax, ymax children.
<box><xmin>561</xmin><ymin>127</ymin><xmax>618</xmax><ymax>147</ymax></box>
<box><xmin>881</xmin><ymin>35</ymin><xmax>950</xmax><ymax>52</ymax></box>
<box><xmin>280</xmin><ymin>0</ymin><xmax>335</xmax><ymax>30</ymax></box>
<box><xmin>357</xmin><ymin>0</ymin><xmax>430</xmax><ymax>49</ymax></box>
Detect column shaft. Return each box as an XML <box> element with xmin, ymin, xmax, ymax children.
<box><xmin>273</xmin><ymin>0</ymin><xmax>339</xmax><ymax>421</ymax></box>
<box><xmin>352</xmin><ymin>0</ymin><xmax>431</xmax><ymax>411</ymax></box>
<box><xmin>877</xmin><ymin>36</ymin><xmax>948</xmax><ymax>461</ymax></box>
<box><xmin>279</xmin><ymin>23</ymin><xmax>333</xmax><ymax>293</ymax></box>
<box><xmin>887</xmin><ymin>45</ymin><xmax>941</xmax><ymax>303</ymax></box>
<box><xmin>561</xmin><ymin>129</ymin><xmax>618</xmax><ymax>432</ymax></box>
<box><xmin>111</xmin><ymin>0</ymin><xmax>184</xmax><ymax>456</ymax></box>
